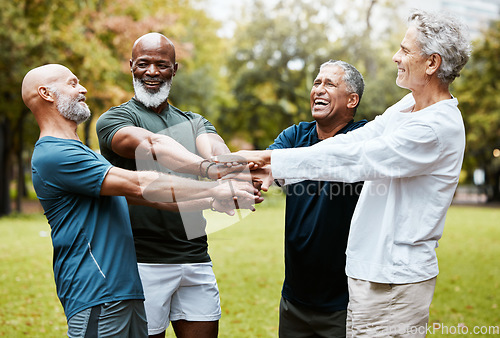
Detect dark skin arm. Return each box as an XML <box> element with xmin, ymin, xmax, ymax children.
<box><xmin>111</xmin><ymin>126</ymin><xmax>247</xmax><ymax>179</ymax></box>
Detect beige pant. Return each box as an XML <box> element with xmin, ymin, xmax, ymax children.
<box><xmin>346</xmin><ymin>277</ymin><xmax>437</xmax><ymax>337</ymax></box>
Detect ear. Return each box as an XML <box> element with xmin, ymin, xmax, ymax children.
<box><xmin>346</xmin><ymin>93</ymin><xmax>359</xmax><ymax>109</ymax></box>
<box><xmin>426</xmin><ymin>53</ymin><xmax>441</xmax><ymax>77</ymax></box>
<box><xmin>130</xmin><ymin>59</ymin><xmax>133</xmax><ymax>71</ymax></box>
<box><xmin>172</xmin><ymin>62</ymin><xmax>178</xmax><ymax>77</ymax></box>
<box><xmin>37</xmin><ymin>86</ymin><xmax>55</xmax><ymax>103</ymax></box>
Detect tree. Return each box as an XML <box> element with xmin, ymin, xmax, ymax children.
<box><xmin>0</xmin><ymin>0</ymin><xmax>222</xmax><ymax>216</ymax></box>
<box><xmin>454</xmin><ymin>20</ymin><xmax>500</xmax><ymax>200</ymax></box>
<box><xmin>218</xmin><ymin>0</ymin><xmax>406</xmax><ymax>149</ymax></box>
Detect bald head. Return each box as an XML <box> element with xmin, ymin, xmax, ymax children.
<box><xmin>132</xmin><ymin>33</ymin><xmax>176</xmax><ymax>61</ymax></box>
<box><xmin>21</xmin><ymin>64</ymin><xmax>73</xmax><ymax>111</ymax></box>
<box><xmin>22</xmin><ymin>64</ymin><xmax>90</xmax><ymax>130</ymax></box>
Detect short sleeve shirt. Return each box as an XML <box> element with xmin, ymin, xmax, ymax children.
<box><xmin>31</xmin><ymin>137</ymin><xmax>143</xmax><ymax>320</ymax></box>
<box><xmin>96</xmin><ymin>99</ymin><xmax>217</xmax><ymax>263</ymax></box>
<box><xmin>268</xmin><ymin>120</ymin><xmax>366</xmax><ymax>312</ymax></box>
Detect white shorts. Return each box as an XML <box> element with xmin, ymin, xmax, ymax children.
<box><xmin>137</xmin><ymin>262</ymin><xmax>221</xmax><ymax>335</ymax></box>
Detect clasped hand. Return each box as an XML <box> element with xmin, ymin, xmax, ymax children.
<box><xmin>212</xmin><ymin>150</ymin><xmax>274</xmax><ymax>192</ymax></box>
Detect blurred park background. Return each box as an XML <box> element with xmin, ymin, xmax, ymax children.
<box><xmin>1</xmin><ymin>0</ymin><xmax>500</xmax><ymax>336</ymax></box>
<box><xmin>1</xmin><ymin>0</ymin><xmax>500</xmax><ymax>215</ymax></box>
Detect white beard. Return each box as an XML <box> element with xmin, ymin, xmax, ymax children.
<box><xmin>133</xmin><ymin>77</ymin><xmax>172</xmax><ymax>108</ymax></box>
<box><xmin>53</xmin><ymin>90</ymin><xmax>91</xmax><ymax>125</ymax></box>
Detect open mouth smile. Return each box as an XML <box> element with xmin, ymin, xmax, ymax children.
<box><xmin>313</xmin><ymin>98</ymin><xmax>329</xmax><ymax>109</ymax></box>
<box><xmin>143</xmin><ymin>80</ymin><xmax>162</xmax><ymax>86</ymax></box>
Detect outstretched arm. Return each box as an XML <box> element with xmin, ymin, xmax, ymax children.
<box><xmin>100</xmin><ymin>166</ymin><xmax>261</xmax><ymax>205</ymax></box>
<box><xmin>111</xmin><ymin>126</ymin><xmax>207</xmax><ymax>175</ymax></box>
<box><xmin>124</xmin><ymin>196</ymin><xmax>258</xmax><ymax>216</ymax></box>
<box><xmin>111</xmin><ymin>127</ymin><xmax>246</xmax><ymax>179</ymax></box>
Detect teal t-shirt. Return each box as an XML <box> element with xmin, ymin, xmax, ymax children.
<box><xmin>96</xmin><ymin>99</ymin><xmax>216</xmax><ymax>263</ymax></box>
<box><xmin>31</xmin><ymin>137</ymin><xmax>144</xmax><ymax>320</ymax></box>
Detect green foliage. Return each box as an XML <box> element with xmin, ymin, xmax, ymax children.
<box><xmin>0</xmin><ymin>0</ymin><xmax>226</xmax><ymax>215</ymax></box>
<box><xmin>1</xmin><ymin>204</ymin><xmax>500</xmax><ymax>336</ymax></box>
<box><xmin>4</xmin><ymin>0</ymin><xmax>500</xmax><ymax>213</ymax></box>
<box><xmin>218</xmin><ymin>0</ymin><xmax>408</xmax><ymax>149</ymax></box>
<box><xmin>454</xmin><ymin>20</ymin><xmax>500</xmax><ymax>187</ymax></box>
<box><xmin>0</xmin><ymin>0</ymin><xmax>224</xmax><ymax>145</ymax></box>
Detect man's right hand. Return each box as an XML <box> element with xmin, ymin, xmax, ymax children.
<box><xmin>214</xmin><ymin>180</ymin><xmax>262</xmax><ymax>206</ymax></box>
<box><xmin>212</xmin><ymin>150</ymin><xmax>272</xmax><ymax>169</ymax></box>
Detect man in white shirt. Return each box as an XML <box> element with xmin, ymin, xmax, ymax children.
<box><xmin>217</xmin><ymin>10</ymin><xmax>471</xmax><ymax>337</ymax></box>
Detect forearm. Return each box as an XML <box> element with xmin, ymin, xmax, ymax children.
<box><xmin>126</xmin><ymin>196</ymin><xmax>212</xmax><ymax>212</ymax></box>
<box><xmin>271</xmin><ymin>125</ymin><xmax>440</xmax><ymax>182</ymax></box>
<box><xmin>102</xmin><ymin>167</ymin><xmax>257</xmax><ymax>204</ymax></box>
<box><xmin>149</xmin><ymin>135</ymin><xmax>206</xmax><ymax>176</ymax></box>
<box><xmin>149</xmin><ymin>134</ymin><xmax>233</xmax><ymax>179</ymax></box>
<box><xmin>139</xmin><ymin>171</ymin><xmax>221</xmax><ymax>202</ymax></box>
<box><xmin>196</xmin><ymin>133</ymin><xmax>230</xmax><ymax>158</ymax></box>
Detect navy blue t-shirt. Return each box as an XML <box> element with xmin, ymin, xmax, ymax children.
<box><xmin>31</xmin><ymin>137</ymin><xmax>144</xmax><ymax>320</ymax></box>
<box><xmin>269</xmin><ymin>120</ymin><xmax>366</xmax><ymax>312</ymax></box>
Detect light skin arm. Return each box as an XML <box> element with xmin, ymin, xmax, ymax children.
<box><xmin>125</xmin><ymin>196</ymin><xmax>212</xmax><ymax>212</ymax></box>
<box><xmin>100</xmin><ymin>167</ymin><xmax>260</xmax><ymax>203</ymax></box>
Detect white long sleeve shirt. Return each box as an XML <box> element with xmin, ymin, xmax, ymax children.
<box><xmin>271</xmin><ymin>93</ymin><xmax>465</xmax><ymax>283</ymax></box>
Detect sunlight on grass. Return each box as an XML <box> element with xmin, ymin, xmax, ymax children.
<box><xmin>1</xmin><ymin>202</ymin><xmax>498</xmax><ymax>337</ymax></box>
<box><xmin>0</xmin><ymin>214</ymin><xmax>67</xmax><ymax>336</ymax></box>
<box><xmin>430</xmin><ymin>206</ymin><xmax>500</xmax><ymax>337</ymax></box>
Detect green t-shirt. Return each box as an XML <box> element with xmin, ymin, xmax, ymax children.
<box><xmin>96</xmin><ymin>98</ymin><xmax>217</xmax><ymax>264</ymax></box>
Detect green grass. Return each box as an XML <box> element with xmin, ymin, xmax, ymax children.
<box><xmin>1</xmin><ymin>201</ymin><xmax>499</xmax><ymax>337</ymax></box>
<box><xmin>0</xmin><ymin>213</ymin><xmax>67</xmax><ymax>336</ymax></box>
<box><xmin>430</xmin><ymin>206</ymin><xmax>500</xmax><ymax>336</ymax></box>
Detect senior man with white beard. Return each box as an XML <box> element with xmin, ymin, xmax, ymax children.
<box><xmin>96</xmin><ymin>33</ymin><xmax>236</xmax><ymax>338</ymax></box>
<box><xmin>23</xmin><ymin>64</ymin><xmax>259</xmax><ymax>337</ymax></box>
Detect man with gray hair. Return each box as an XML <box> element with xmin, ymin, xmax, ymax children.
<box><xmin>267</xmin><ymin>60</ymin><xmax>366</xmax><ymax>337</ymax></box>
<box><xmin>217</xmin><ymin>9</ymin><xmax>472</xmax><ymax>337</ymax></box>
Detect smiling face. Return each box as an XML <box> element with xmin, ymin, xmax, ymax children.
<box><xmin>392</xmin><ymin>26</ymin><xmax>430</xmax><ymax>91</ymax></box>
<box><xmin>310</xmin><ymin>65</ymin><xmax>354</xmax><ymax>125</ymax></box>
<box><xmin>130</xmin><ymin>34</ymin><xmax>178</xmax><ymax>108</ymax></box>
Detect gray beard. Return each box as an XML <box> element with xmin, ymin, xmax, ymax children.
<box><xmin>133</xmin><ymin>77</ymin><xmax>172</xmax><ymax>108</ymax></box>
<box><xmin>52</xmin><ymin>89</ymin><xmax>91</xmax><ymax>125</ymax></box>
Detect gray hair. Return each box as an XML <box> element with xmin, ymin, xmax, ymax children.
<box><xmin>408</xmin><ymin>9</ymin><xmax>471</xmax><ymax>84</ymax></box>
<box><xmin>320</xmin><ymin>60</ymin><xmax>365</xmax><ymax>105</ymax></box>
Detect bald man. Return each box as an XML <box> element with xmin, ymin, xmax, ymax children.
<box><xmin>23</xmin><ymin>64</ymin><xmax>259</xmax><ymax>337</ymax></box>
<box><xmin>96</xmin><ymin>33</ymin><xmax>234</xmax><ymax>338</ymax></box>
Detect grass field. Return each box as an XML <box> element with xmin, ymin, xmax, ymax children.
<box><xmin>0</xmin><ymin>197</ymin><xmax>499</xmax><ymax>337</ymax></box>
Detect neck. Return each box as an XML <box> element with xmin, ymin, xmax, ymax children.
<box><xmin>36</xmin><ymin>111</ymin><xmax>81</xmax><ymax>141</ymax></box>
<box><xmin>152</xmin><ymin>102</ymin><xmax>168</xmax><ymax>114</ymax></box>
<box><xmin>411</xmin><ymin>81</ymin><xmax>451</xmax><ymax>112</ymax></box>
<box><xmin>316</xmin><ymin>120</ymin><xmax>351</xmax><ymax>140</ymax></box>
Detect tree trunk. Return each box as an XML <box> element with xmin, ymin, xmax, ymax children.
<box><xmin>0</xmin><ymin>118</ymin><xmax>12</xmax><ymax>216</ymax></box>
<box><xmin>15</xmin><ymin>110</ymin><xmax>28</xmax><ymax>213</ymax></box>
<box><xmin>490</xmin><ymin>169</ymin><xmax>500</xmax><ymax>202</ymax></box>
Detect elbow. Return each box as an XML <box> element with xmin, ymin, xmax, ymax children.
<box><xmin>130</xmin><ymin>184</ymin><xmax>145</xmax><ymax>200</ymax></box>
<box><xmin>122</xmin><ymin>171</ymin><xmax>148</xmax><ymax>200</ymax></box>
<box><xmin>134</xmin><ymin>171</ymin><xmax>175</xmax><ymax>203</ymax></box>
